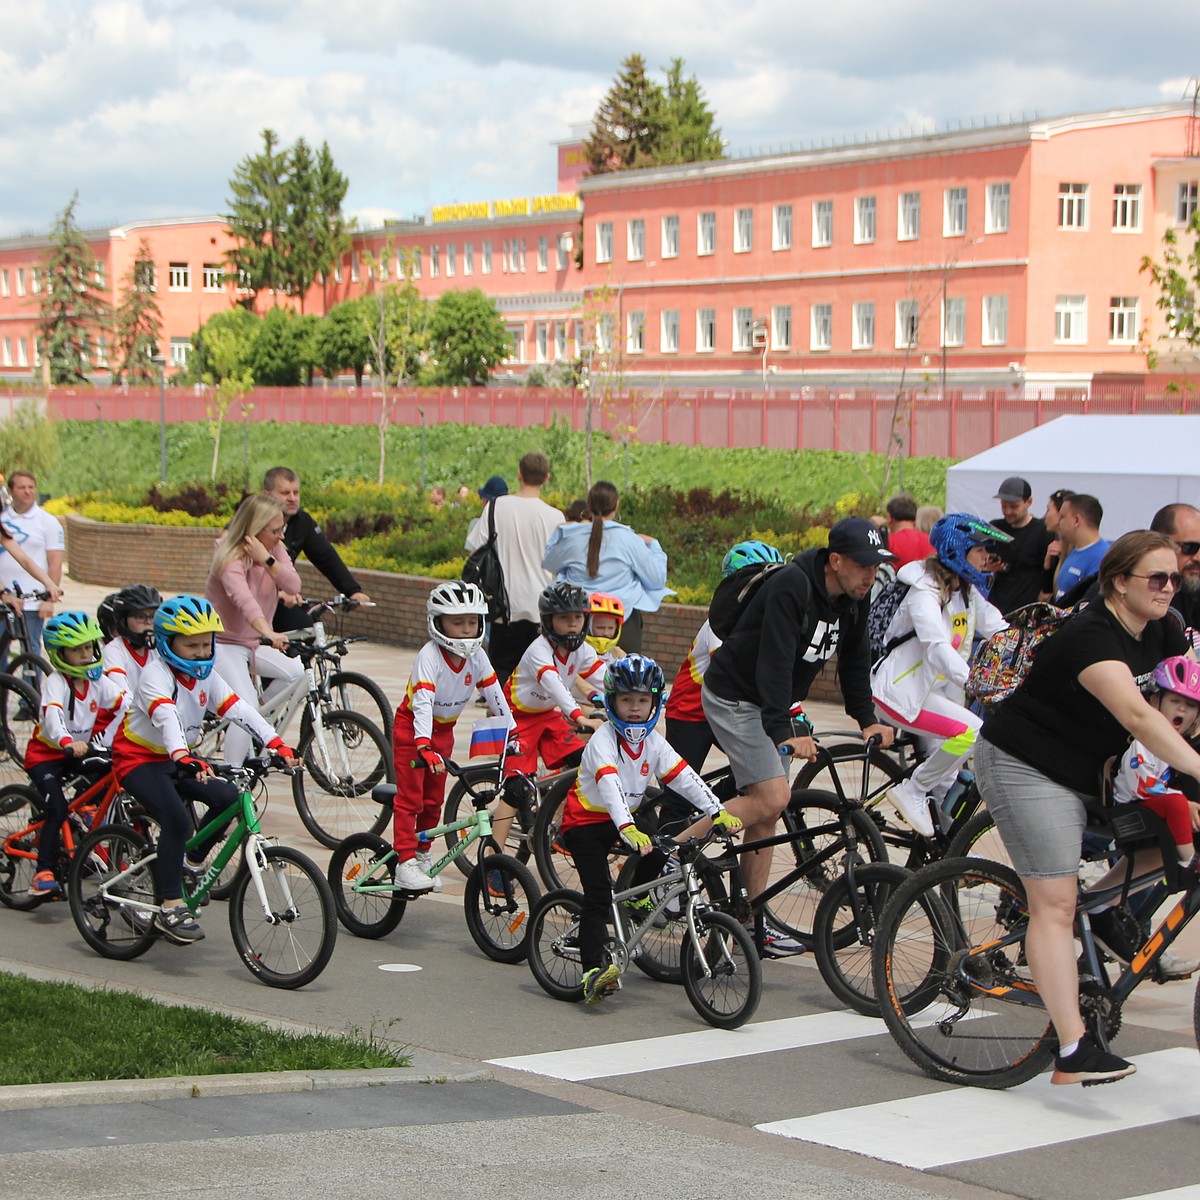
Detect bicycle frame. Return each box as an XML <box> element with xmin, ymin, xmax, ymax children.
<box><xmin>3</xmin><ymin>768</ymin><xmax>124</xmax><ymax>864</ymax></box>
<box><xmin>350</xmin><ymin>807</ymin><xmax>494</xmax><ymax>897</ymax></box>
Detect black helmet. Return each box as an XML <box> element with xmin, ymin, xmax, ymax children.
<box><xmin>96</xmin><ymin>593</ymin><xmax>122</xmax><ymax>642</ymax></box>
<box><xmin>110</xmin><ymin>584</ymin><xmax>163</xmax><ymax>648</ymax></box>
<box><xmin>538</xmin><ymin>582</ymin><xmax>591</xmax><ymax>651</ymax></box>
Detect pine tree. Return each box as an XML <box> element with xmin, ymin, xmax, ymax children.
<box><xmin>658</xmin><ymin>58</ymin><xmax>724</xmax><ymax>166</ymax></box>
<box><xmin>224</xmin><ymin>128</ymin><xmax>291</xmax><ymax>306</ymax></box>
<box><xmin>110</xmin><ymin>237</ymin><xmax>163</xmax><ymax>384</ymax></box>
<box><xmin>584</xmin><ymin>54</ymin><xmax>667</xmax><ymax>173</ymax></box>
<box><xmin>36</xmin><ymin>194</ymin><xmax>110</xmax><ymax>384</ymax></box>
<box><xmin>306</xmin><ymin>141</ymin><xmax>352</xmax><ymax>308</ymax></box>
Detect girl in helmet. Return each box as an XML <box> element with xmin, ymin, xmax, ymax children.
<box><xmin>586</xmin><ymin>593</ymin><xmax>626</xmax><ymax>663</ymax></box>
<box><xmin>112</xmin><ymin>595</ymin><xmax>294</xmax><ymax>945</ymax></box>
<box><xmin>23</xmin><ymin>612</ymin><xmax>129</xmax><ymax>897</ymax></box>
<box><xmin>100</xmin><ymin>584</ymin><xmax>162</xmax><ymax>695</ymax></box>
<box><xmin>390</xmin><ymin>581</ymin><xmax>512</xmax><ymax>894</ymax></box>
<box><xmin>870</xmin><ymin>513</ymin><xmax>1011</xmax><ymax>837</ymax></box>
<box><xmin>557</xmin><ymin>654</ymin><xmax>742</xmax><ymax>1004</ymax></box>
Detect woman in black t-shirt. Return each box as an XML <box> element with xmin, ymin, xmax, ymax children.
<box><xmin>976</xmin><ymin>530</ymin><xmax>1200</xmax><ymax>1086</ymax></box>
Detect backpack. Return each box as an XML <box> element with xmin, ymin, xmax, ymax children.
<box><xmin>867</xmin><ymin>578</ymin><xmax>914</xmax><ymax>665</ymax></box>
<box><xmin>707</xmin><ymin>560</ymin><xmax>790</xmax><ymax>640</ymax></box>
<box><xmin>965</xmin><ymin>601</ymin><xmax>1074</xmax><ymax>709</ymax></box>
<box><xmin>462</xmin><ymin>500</ymin><xmax>510</xmax><ymax>623</ymax></box>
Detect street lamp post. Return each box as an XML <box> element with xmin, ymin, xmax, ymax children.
<box><xmin>149</xmin><ymin>353</ymin><xmax>168</xmax><ymax>484</ymax></box>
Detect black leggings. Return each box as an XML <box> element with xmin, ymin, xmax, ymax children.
<box><xmin>28</xmin><ymin>759</ymin><xmax>73</xmax><ymax>874</ymax></box>
<box><xmin>121</xmin><ymin>761</ymin><xmax>239</xmax><ymax>901</ymax></box>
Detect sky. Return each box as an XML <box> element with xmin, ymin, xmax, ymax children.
<box><xmin>3</xmin><ymin>0</ymin><xmax>1200</xmax><ymax>239</ymax></box>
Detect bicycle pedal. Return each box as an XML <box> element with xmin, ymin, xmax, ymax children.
<box><xmin>396</xmin><ymin>887</ymin><xmax>430</xmax><ymax>899</ymax></box>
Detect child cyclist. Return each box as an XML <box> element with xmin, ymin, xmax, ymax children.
<box><xmin>558</xmin><ymin>655</ymin><xmax>742</xmax><ymax>1004</ymax></box>
<box><xmin>23</xmin><ymin>613</ymin><xmax>129</xmax><ymax>897</ymax></box>
<box><xmin>586</xmin><ymin>593</ymin><xmax>626</xmax><ymax>663</ymax></box>
<box><xmin>112</xmin><ymin>596</ymin><xmax>294</xmax><ymax>944</ymax></box>
<box><xmin>391</xmin><ymin>581</ymin><xmax>511</xmax><ymax>894</ymax></box>
<box><xmin>99</xmin><ymin>584</ymin><xmax>162</xmax><ymax>695</ymax></box>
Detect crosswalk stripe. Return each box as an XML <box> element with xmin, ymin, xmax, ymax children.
<box><xmin>756</xmin><ymin>1047</ymin><xmax>1200</xmax><ymax>1169</ymax></box>
<box><xmin>1122</xmin><ymin>1188</ymin><xmax>1200</xmax><ymax>1200</ymax></box>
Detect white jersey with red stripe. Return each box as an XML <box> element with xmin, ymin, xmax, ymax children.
<box><xmin>506</xmin><ymin>634</ymin><xmax>606</xmax><ymax>719</ymax></box>
<box><xmin>1113</xmin><ymin>739</ymin><xmax>1180</xmax><ymax>806</ymax></box>
<box><xmin>102</xmin><ymin>637</ymin><xmax>156</xmax><ymax>697</ymax></box>
<box><xmin>664</xmin><ymin>620</ymin><xmax>721</xmax><ymax>723</ymax></box>
<box><xmin>24</xmin><ymin>672</ymin><xmax>128</xmax><ymax>766</ymax></box>
<box><xmin>395</xmin><ymin>640</ymin><xmax>510</xmax><ymax>742</ymax></box>
<box><xmin>565</xmin><ymin>724</ymin><xmax>722</xmax><ymax>829</ymax></box>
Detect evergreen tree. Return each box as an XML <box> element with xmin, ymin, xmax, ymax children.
<box><xmin>36</xmin><ymin>194</ymin><xmax>110</xmax><ymax>384</ymax></box>
<box><xmin>223</xmin><ymin>129</ymin><xmax>291</xmax><ymax>306</ymax></box>
<box><xmin>658</xmin><ymin>58</ymin><xmax>724</xmax><ymax>166</ymax></box>
<box><xmin>306</xmin><ymin>141</ymin><xmax>352</xmax><ymax>309</ymax></box>
<box><xmin>424</xmin><ymin>289</ymin><xmax>511</xmax><ymax>385</ymax></box>
<box><xmin>110</xmin><ymin>237</ymin><xmax>163</xmax><ymax>384</ymax></box>
<box><xmin>584</xmin><ymin>54</ymin><xmax>667</xmax><ymax>173</ymax></box>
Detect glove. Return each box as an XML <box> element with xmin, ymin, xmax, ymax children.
<box><xmin>174</xmin><ymin>753</ymin><xmax>211</xmax><ymax>777</ymax></box>
<box><xmin>619</xmin><ymin>824</ymin><xmax>653</xmax><ymax>851</ymax></box>
<box><xmin>711</xmin><ymin>808</ymin><xmax>742</xmax><ymax>833</ymax></box>
<box><xmin>504</xmin><ymin>735</ymin><xmax>522</xmax><ymax>758</ymax></box>
<box><xmin>415</xmin><ymin>743</ymin><xmax>444</xmax><ymax>772</ymax></box>
<box><xmin>266</xmin><ymin>736</ymin><xmax>296</xmax><ymax>763</ymax></box>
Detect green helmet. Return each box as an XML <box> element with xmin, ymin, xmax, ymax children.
<box><xmin>43</xmin><ymin>611</ymin><xmax>105</xmax><ymax>681</ymax></box>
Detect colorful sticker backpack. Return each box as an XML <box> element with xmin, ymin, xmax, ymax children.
<box><xmin>965</xmin><ymin>601</ymin><xmax>1074</xmax><ymax>708</ymax></box>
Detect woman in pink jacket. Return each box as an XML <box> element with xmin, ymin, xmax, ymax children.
<box><xmin>205</xmin><ymin>493</ymin><xmax>304</xmax><ymax>766</ymax></box>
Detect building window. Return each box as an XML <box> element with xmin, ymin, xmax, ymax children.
<box><xmin>30</xmin><ymin>269</ymin><xmax>41</xmax><ymax>295</ymax></box>
<box><xmin>555</xmin><ymin>323</ymin><xmax>567</xmax><ymax>359</ymax></box>
<box><xmin>812</xmin><ymin>200</ymin><xmax>833</xmax><ymax>247</ymax></box>
<box><xmin>1177</xmin><ymin>181</ymin><xmax>1199</xmax><ymax>225</ymax></box>
<box><xmin>854</xmin><ymin>196</ymin><xmax>876</xmax><ymax>244</ymax></box>
<box><xmin>1058</xmin><ymin>183</ymin><xmax>1088</xmax><ymax>229</ymax></box>
<box><xmin>351</xmin><ymin>253</ymin><xmax>360</xmax><ymax>283</ymax></box>
<box><xmin>627</xmin><ymin>219</ymin><xmax>644</xmax><ymax>261</ymax></box>
<box><xmin>771</xmin><ymin>304</ymin><xmax>792</xmax><ymax>350</ymax></box>
<box><xmin>16</xmin><ymin>268</ymin><xmax>26</xmax><ymax>296</ymax></box>
<box><xmin>446</xmin><ymin>244</ymin><xmax>456</xmax><ymax>277</ymax></box>
<box><xmin>773</xmin><ymin>204</ymin><xmax>793</xmax><ymax>250</ymax></box>
<box><xmin>1055</xmin><ymin>294</ymin><xmax>1087</xmax><ymax>343</ymax></box>
<box><xmin>430</xmin><ymin>246</ymin><xmax>440</xmax><ymax>277</ymax></box>
<box><xmin>94</xmin><ymin>261</ymin><xmax>106</xmax><ymax>288</ymax></box>
<box><xmin>596</xmin><ymin>222</ymin><xmax>613</xmax><ymax>264</ymax></box>
<box><xmin>411</xmin><ymin>248</ymin><xmax>422</xmax><ymax>278</ymax></box>
<box><xmin>1109</xmin><ymin>296</ymin><xmax>1139</xmax><ymax>343</ymax></box>
<box><xmin>505</xmin><ymin>324</ymin><xmax>525</xmax><ymax>364</ymax></box>
<box><xmin>734</xmin><ymin>207</ymin><xmax>753</xmax><ymax>253</ymax></box>
<box><xmin>94</xmin><ymin>336</ymin><xmax>107</xmax><ymax>367</ymax></box>
<box><xmin>170</xmin><ymin>337</ymin><xmax>191</xmax><ymax>367</ymax></box>
<box><xmin>982</xmin><ymin>295</ymin><xmax>1008</xmax><ymax>345</ymax></box>
<box><xmin>944</xmin><ymin>187</ymin><xmax>968</xmax><ymax>236</ymax></box>
<box><xmin>1</xmin><ymin>338</ymin><xmax>10</xmax><ymax>366</ymax></box>
<box><xmin>898</xmin><ymin>192</ymin><xmax>920</xmax><ymax>241</ymax></box>
<box><xmin>538</xmin><ymin>236</ymin><xmax>548</xmax><ymax>271</ymax></box>
<box><xmin>1112</xmin><ymin>184</ymin><xmax>1142</xmax><ymax>231</ymax></box>
<box><xmin>464</xmin><ymin>243</ymin><xmax>474</xmax><ymax>276</ymax></box>
<box><xmin>942</xmin><ymin>296</ymin><xmax>966</xmax><ymax>347</ymax></box>
<box><xmin>334</xmin><ymin>256</ymin><xmax>342</xmax><ymax>283</ymax></box>
<box><xmin>697</xmin><ymin>307</ymin><xmax>716</xmax><ymax>352</ymax></box>
<box><xmin>896</xmin><ymin>300</ymin><xmax>919</xmax><ymax>348</ymax></box>
<box><xmin>0</xmin><ymin>270</ymin><xmax>7</xmax><ymax>297</ymax></box>
<box><xmin>698</xmin><ymin>211</ymin><xmax>716</xmax><ymax>256</ymax></box>
<box><xmin>17</xmin><ymin>337</ymin><xmax>28</xmax><ymax>367</ymax></box>
<box><xmin>732</xmin><ymin>307</ymin><xmax>754</xmax><ymax>351</ymax></box>
<box><xmin>556</xmin><ymin>234</ymin><xmax>570</xmax><ymax>269</ymax></box>
<box><xmin>134</xmin><ymin>261</ymin><xmax>156</xmax><ymax>291</ymax></box>
<box><xmin>535</xmin><ymin>322</ymin><xmax>548</xmax><ymax>362</ymax></box>
<box><xmin>168</xmin><ymin>262</ymin><xmax>190</xmax><ymax>291</ymax></box>
<box><xmin>626</xmin><ymin>310</ymin><xmax>645</xmax><ymax>353</ymax></box>
<box><xmin>853</xmin><ymin>302</ymin><xmax>875</xmax><ymax>349</ymax></box>
<box><xmin>202</xmin><ymin>263</ymin><xmax>223</xmax><ymax>291</ymax></box>
<box><xmin>986</xmin><ymin>183</ymin><xmax>1010</xmax><ymax>233</ymax></box>
<box><xmin>595</xmin><ymin>313</ymin><xmax>613</xmax><ymax>354</ymax></box>
<box><xmin>482</xmin><ymin>241</ymin><xmax>492</xmax><ymax>274</ymax></box>
<box><xmin>811</xmin><ymin>303</ymin><xmax>832</xmax><ymax>351</ymax></box>
<box><xmin>661</xmin><ymin>310</ymin><xmax>679</xmax><ymax>353</ymax></box>
<box><xmin>662</xmin><ymin>215</ymin><xmax>679</xmax><ymax>258</ymax></box>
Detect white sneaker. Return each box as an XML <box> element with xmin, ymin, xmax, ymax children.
<box><xmin>1157</xmin><ymin>950</ymin><xmax>1199</xmax><ymax>980</ymax></box>
<box><xmin>415</xmin><ymin>849</ymin><xmax>442</xmax><ymax>893</ymax></box>
<box><xmin>886</xmin><ymin>783</ymin><xmax>935</xmax><ymax>838</ymax></box>
<box><xmin>395</xmin><ymin>858</ymin><xmax>435</xmax><ymax>893</ymax></box>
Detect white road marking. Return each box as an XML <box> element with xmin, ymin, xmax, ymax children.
<box><xmin>378</xmin><ymin>963</ymin><xmax>422</xmax><ymax>972</ymax></box>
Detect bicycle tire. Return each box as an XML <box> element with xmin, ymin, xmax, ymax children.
<box><xmin>67</xmin><ymin>823</ymin><xmax>160</xmax><ymax>960</ymax></box>
<box><xmin>529</xmin><ymin>770</ymin><xmax>586</xmax><ymax>891</ymax></box>
<box><xmin>440</xmin><ymin>762</ymin><xmax>532</xmax><ymax>877</ymax></box>
<box><xmin>0</xmin><ymin>674</ymin><xmax>41</xmax><ymax>784</ymax></box>
<box><xmin>527</xmin><ymin>888</ymin><xmax>587</xmax><ymax>1001</ymax></box>
<box><xmin>872</xmin><ymin>856</ymin><xmax>1054</xmax><ymax>1088</ymax></box>
<box><xmin>681</xmin><ymin>909</ymin><xmax>762</xmax><ymax>1029</ymax></box>
<box><xmin>5</xmin><ymin>654</ymin><xmax>51</xmax><ymax>695</ymax></box>
<box><xmin>326</xmin><ymin>670</ymin><xmax>393</xmax><ymax>737</ymax></box>
<box><xmin>945</xmin><ymin>807</ymin><xmax>1010</xmax><ymax>869</ymax></box>
<box><xmin>229</xmin><ymin>843</ymin><xmax>337</xmax><ymax>988</ymax></box>
<box><xmin>463</xmin><ymin>851</ymin><xmax>539</xmax><ymax>963</ymax></box>
<box><xmin>0</xmin><ymin>813</ymin><xmax>41</xmax><ymax>910</ymax></box>
<box><xmin>327</xmin><ymin>831</ymin><xmax>407</xmax><ymax>938</ymax></box>
<box><xmin>0</xmin><ymin>781</ymin><xmax>39</xmax><ymax>840</ymax></box>
<box><xmin>792</xmin><ymin>742</ymin><xmax>908</xmax><ymax>807</ymax></box>
<box><xmin>291</xmin><ymin>709</ymin><xmax>392</xmax><ymax>849</ymax></box>
<box><xmin>812</xmin><ymin>861</ymin><xmax>911</xmax><ymax>1017</ymax></box>
<box><xmin>766</xmin><ymin>789</ymin><xmax>889</xmax><ymax>948</ymax></box>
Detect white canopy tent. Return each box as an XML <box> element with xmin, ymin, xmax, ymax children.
<box><xmin>944</xmin><ymin>415</ymin><xmax>1200</xmax><ymax>537</ymax></box>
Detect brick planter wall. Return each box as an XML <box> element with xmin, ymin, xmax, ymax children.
<box><xmin>63</xmin><ymin>513</ymin><xmax>842</xmax><ymax>701</ymax></box>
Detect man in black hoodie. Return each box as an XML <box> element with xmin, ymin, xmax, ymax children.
<box><xmin>702</xmin><ymin>518</ymin><xmax>894</xmax><ymax>954</ymax></box>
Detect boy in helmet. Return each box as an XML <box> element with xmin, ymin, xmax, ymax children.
<box><xmin>558</xmin><ymin>654</ymin><xmax>742</xmax><ymax>1004</ymax></box>
<box><xmin>23</xmin><ymin>612</ymin><xmax>129</xmax><ymax>897</ymax></box>
<box><xmin>391</xmin><ymin>581</ymin><xmax>511</xmax><ymax>894</ymax></box>
<box><xmin>99</xmin><ymin>584</ymin><xmax>162</xmax><ymax>695</ymax></box>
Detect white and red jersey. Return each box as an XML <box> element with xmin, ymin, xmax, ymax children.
<box><xmin>562</xmin><ymin>725</ymin><xmax>722</xmax><ymax>830</ymax></box>
<box><xmin>102</xmin><ymin>636</ymin><xmax>156</xmax><ymax>697</ymax></box>
<box><xmin>24</xmin><ymin>672</ymin><xmax>128</xmax><ymax>767</ymax></box>
<box><xmin>113</xmin><ymin>657</ymin><xmax>278</xmax><ymax>776</ymax></box>
<box><xmin>664</xmin><ymin>620</ymin><xmax>721</xmax><ymax>723</ymax></box>
<box><xmin>505</xmin><ymin>634</ymin><xmax>606</xmax><ymax>720</ymax></box>
<box><xmin>1113</xmin><ymin>740</ymin><xmax>1181</xmax><ymax>806</ymax></box>
<box><xmin>394</xmin><ymin>641</ymin><xmax>510</xmax><ymax>743</ymax></box>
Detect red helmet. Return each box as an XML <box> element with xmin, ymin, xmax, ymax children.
<box><xmin>1153</xmin><ymin>656</ymin><xmax>1200</xmax><ymax>704</ymax></box>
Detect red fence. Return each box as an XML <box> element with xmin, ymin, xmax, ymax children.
<box><xmin>38</xmin><ymin>384</ymin><xmax>1200</xmax><ymax>461</ymax></box>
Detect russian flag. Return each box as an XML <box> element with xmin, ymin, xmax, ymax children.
<box><xmin>469</xmin><ymin>713</ymin><xmax>514</xmax><ymax>759</ymax></box>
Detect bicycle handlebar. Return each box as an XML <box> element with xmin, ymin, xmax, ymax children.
<box><xmin>300</xmin><ymin>595</ymin><xmax>376</xmax><ymax>619</ymax></box>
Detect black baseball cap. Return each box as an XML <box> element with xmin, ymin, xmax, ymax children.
<box><xmin>995</xmin><ymin>476</ymin><xmax>1032</xmax><ymax>502</ymax></box>
<box><xmin>827</xmin><ymin>518</ymin><xmax>895</xmax><ymax>566</ymax></box>
<box><xmin>478</xmin><ymin>475</ymin><xmax>509</xmax><ymax>502</ymax></box>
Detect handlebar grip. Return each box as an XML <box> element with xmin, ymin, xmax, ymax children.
<box><xmin>778</xmin><ymin>744</ymin><xmax>794</xmax><ymax>758</ymax></box>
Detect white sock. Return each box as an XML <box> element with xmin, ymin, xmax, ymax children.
<box><xmin>1058</xmin><ymin>1038</ymin><xmax>1080</xmax><ymax>1058</ymax></box>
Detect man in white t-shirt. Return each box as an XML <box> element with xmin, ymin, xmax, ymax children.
<box><xmin>464</xmin><ymin>451</ymin><xmax>564</xmax><ymax>682</ymax></box>
<box><xmin>2</xmin><ymin>470</ymin><xmax>64</xmax><ymax>655</ymax></box>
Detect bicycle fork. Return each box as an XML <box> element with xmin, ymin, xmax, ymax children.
<box><xmin>246</xmin><ymin>835</ymin><xmax>298</xmax><ymax>923</ymax></box>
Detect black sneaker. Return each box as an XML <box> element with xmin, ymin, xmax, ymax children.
<box><xmin>1087</xmin><ymin>906</ymin><xmax>1142</xmax><ymax>965</ymax></box>
<box><xmin>1052</xmin><ymin>1033</ymin><xmax>1136</xmax><ymax>1086</ymax></box>
<box><xmin>154</xmin><ymin>905</ymin><xmax>205</xmax><ymax>945</ymax></box>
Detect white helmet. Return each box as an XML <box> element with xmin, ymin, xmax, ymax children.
<box><xmin>427</xmin><ymin>581</ymin><xmax>487</xmax><ymax>658</ymax></box>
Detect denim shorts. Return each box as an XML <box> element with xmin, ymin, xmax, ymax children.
<box><xmin>974</xmin><ymin>738</ymin><xmax>1091</xmax><ymax>879</ymax></box>
<box><xmin>700</xmin><ymin>686</ymin><xmax>788</xmax><ymax>790</ymax></box>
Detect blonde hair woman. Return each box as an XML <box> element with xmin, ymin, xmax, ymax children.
<box><xmin>205</xmin><ymin>493</ymin><xmax>304</xmax><ymax>766</ymax></box>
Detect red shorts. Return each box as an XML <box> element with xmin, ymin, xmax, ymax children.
<box><xmin>504</xmin><ymin>708</ymin><xmax>586</xmax><ymax>778</ymax></box>
<box><xmin>392</xmin><ymin>711</ymin><xmax>456</xmax><ymax>860</ymax></box>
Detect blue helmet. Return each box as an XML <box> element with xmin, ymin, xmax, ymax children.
<box><xmin>153</xmin><ymin>595</ymin><xmax>223</xmax><ymax>680</ymax></box>
<box><xmin>929</xmin><ymin>513</ymin><xmax>1012</xmax><ymax>593</ymax></box>
<box><xmin>721</xmin><ymin>540</ymin><xmax>784</xmax><ymax>578</ymax></box>
<box><xmin>603</xmin><ymin>654</ymin><xmax>665</xmax><ymax>747</ymax></box>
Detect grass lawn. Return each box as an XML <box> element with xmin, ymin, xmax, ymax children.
<box><xmin>0</xmin><ymin>972</ymin><xmax>409</xmax><ymax>1087</ymax></box>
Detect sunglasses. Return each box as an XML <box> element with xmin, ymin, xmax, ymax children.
<box><xmin>1128</xmin><ymin>572</ymin><xmax>1183</xmax><ymax>592</ymax></box>
<box><xmin>1175</xmin><ymin>541</ymin><xmax>1200</xmax><ymax>557</ymax></box>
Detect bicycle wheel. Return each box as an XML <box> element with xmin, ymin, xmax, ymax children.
<box><xmin>681</xmin><ymin>909</ymin><xmax>762</xmax><ymax>1029</ymax></box>
<box><xmin>529</xmin><ymin>771</ymin><xmax>587</xmax><ymax>891</ymax></box>
<box><xmin>67</xmin><ymin>823</ymin><xmax>160</xmax><ymax>960</ymax></box>
<box><xmin>765</xmin><ymin>789</ymin><xmax>888</xmax><ymax>948</ymax></box>
<box><xmin>812</xmin><ymin>861</ymin><xmax>911</xmax><ymax>1017</ymax></box>
<box><xmin>5</xmin><ymin>654</ymin><xmax>51</xmax><ymax>697</ymax></box>
<box><xmin>229</xmin><ymin>843</ymin><xmax>337</xmax><ymax>989</ymax></box>
<box><xmin>0</xmin><ymin>674</ymin><xmax>40</xmax><ymax>789</ymax></box>
<box><xmin>792</xmin><ymin>742</ymin><xmax>907</xmax><ymax>809</ymax></box>
<box><xmin>0</xmin><ymin>820</ymin><xmax>40</xmax><ymax>909</ymax></box>
<box><xmin>463</xmin><ymin>851</ymin><xmax>539</xmax><ymax>963</ymax></box>
<box><xmin>292</xmin><ymin>709</ymin><xmax>392</xmax><ymax>849</ymax></box>
<box><xmin>872</xmin><ymin>856</ymin><xmax>1054</xmax><ymax>1088</ymax></box>
<box><xmin>440</xmin><ymin>763</ymin><xmax>532</xmax><ymax>877</ymax></box>
<box><xmin>946</xmin><ymin>807</ymin><xmax>1011</xmax><ymax>869</ymax></box>
<box><xmin>527</xmin><ymin>888</ymin><xmax>587</xmax><ymax>1001</ymax></box>
<box><xmin>326</xmin><ymin>670</ymin><xmax>392</xmax><ymax>736</ymax></box>
<box><xmin>327</xmin><ymin>832</ymin><xmax>407</xmax><ymax>938</ymax></box>
<box><xmin>0</xmin><ymin>781</ymin><xmax>39</xmax><ymax>840</ymax></box>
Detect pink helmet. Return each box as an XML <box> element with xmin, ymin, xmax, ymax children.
<box><xmin>1153</xmin><ymin>656</ymin><xmax>1200</xmax><ymax>704</ymax></box>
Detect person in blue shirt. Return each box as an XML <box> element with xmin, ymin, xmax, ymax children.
<box><xmin>541</xmin><ymin>481</ymin><xmax>671</xmax><ymax>654</ymax></box>
<box><xmin>1054</xmin><ymin>493</ymin><xmax>1110</xmax><ymax>602</ymax></box>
